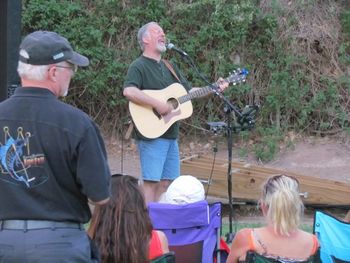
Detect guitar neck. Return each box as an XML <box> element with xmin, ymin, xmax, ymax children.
<box><xmin>177</xmin><ymin>71</ymin><xmax>247</xmax><ymax>104</ymax></box>
<box><xmin>178</xmin><ymin>86</ymin><xmax>214</xmax><ymax>104</ymax></box>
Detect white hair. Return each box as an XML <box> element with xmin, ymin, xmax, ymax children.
<box><xmin>137</xmin><ymin>22</ymin><xmax>158</xmax><ymax>51</ymax></box>
<box><xmin>17</xmin><ymin>50</ymin><xmax>70</xmax><ymax>81</ymax></box>
<box><xmin>17</xmin><ymin>63</ymin><xmax>49</xmax><ymax>81</ymax></box>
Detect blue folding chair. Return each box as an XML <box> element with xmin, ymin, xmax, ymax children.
<box><xmin>313</xmin><ymin>211</ymin><xmax>350</xmax><ymax>263</ymax></box>
<box><xmin>148</xmin><ymin>200</ymin><xmax>223</xmax><ymax>263</ymax></box>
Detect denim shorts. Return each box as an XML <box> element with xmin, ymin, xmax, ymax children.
<box><xmin>137</xmin><ymin>138</ymin><xmax>180</xmax><ymax>182</ymax></box>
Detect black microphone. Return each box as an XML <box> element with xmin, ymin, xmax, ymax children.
<box><xmin>166</xmin><ymin>43</ymin><xmax>188</xmax><ymax>57</ymax></box>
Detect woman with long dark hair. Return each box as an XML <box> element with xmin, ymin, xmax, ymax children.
<box><xmin>88</xmin><ymin>175</ymin><xmax>169</xmax><ymax>263</ymax></box>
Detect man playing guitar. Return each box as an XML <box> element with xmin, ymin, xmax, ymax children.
<box><xmin>123</xmin><ymin>21</ymin><xmax>228</xmax><ymax>203</ymax></box>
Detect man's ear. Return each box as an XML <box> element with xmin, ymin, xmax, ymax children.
<box><xmin>142</xmin><ymin>34</ymin><xmax>150</xmax><ymax>46</ymax></box>
<box><xmin>47</xmin><ymin>66</ymin><xmax>57</xmax><ymax>82</ymax></box>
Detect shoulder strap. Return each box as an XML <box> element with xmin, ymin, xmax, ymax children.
<box><xmin>310</xmin><ymin>234</ymin><xmax>319</xmax><ymax>255</ymax></box>
<box><xmin>162</xmin><ymin>59</ymin><xmax>181</xmax><ymax>83</ymax></box>
<box><xmin>252</xmin><ymin>229</ymin><xmax>269</xmax><ymax>254</ymax></box>
<box><xmin>248</xmin><ymin>229</ymin><xmax>256</xmax><ymax>251</ymax></box>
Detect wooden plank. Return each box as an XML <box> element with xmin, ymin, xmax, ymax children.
<box><xmin>181</xmin><ymin>155</ymin><xmax>350</xmax><ymax>206</ymax></box>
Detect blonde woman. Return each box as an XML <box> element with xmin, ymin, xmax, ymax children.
<box><xmin>227</xmin><ymin>174</ymin><xmax>319</xmax><ymax>263</ymax></box>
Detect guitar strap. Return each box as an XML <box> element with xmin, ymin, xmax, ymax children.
<box><xmin>124</xmin><ymin>120</ymin><xmax>134</xmax><ymax>140</ymax></box>
<box><xmin>162</xmin><ymin>59</ymin><xmax>181</xmax><ymax>83</ymax></box>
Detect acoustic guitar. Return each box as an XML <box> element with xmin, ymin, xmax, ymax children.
<box><xmin>129</xmin><ymin>69</ymin><xmax>248</xmax><ymax>139</ymax></box>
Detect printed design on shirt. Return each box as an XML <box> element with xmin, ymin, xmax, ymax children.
<box><xmin>0</xmin><ymin>127</ymin><xmax>47</xmax><ymax>188</ymax></box>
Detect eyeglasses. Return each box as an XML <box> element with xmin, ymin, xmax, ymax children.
<box><xmin>55</xmin><ymin>64</ymin><xmax>78</xmax><ymax>73</ymax></box>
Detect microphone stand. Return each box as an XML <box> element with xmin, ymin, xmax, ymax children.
<box><xmin>178</xmin><ymin>53</ymin><xmax>244</xmax><ymax>242</ymax></box>
<box><xmin>211</xmin><ymin>87</ymin><xmax>245</xmax><ymax>243</ymax></box>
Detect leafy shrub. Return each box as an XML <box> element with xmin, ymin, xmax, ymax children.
<box><xmin>21</xmin><ymin>0</ymin><xmax>350</xmax><ymax>161</ymax></box>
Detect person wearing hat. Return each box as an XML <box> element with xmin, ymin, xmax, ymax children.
<box><xmin>0</xmin><ymin>31</ymin><xmax>111</xmax><ymax>262</ymax></box>
<box><xmin>159</xmin><ymin>175</ymin><xmax>205</xmax><ymax>205</ymax></box>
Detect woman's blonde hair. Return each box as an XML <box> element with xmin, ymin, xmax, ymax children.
<box><xmin>261</xmin><ymin>174</ymin><xmax>304</xmax><ymax>236</ymax></box>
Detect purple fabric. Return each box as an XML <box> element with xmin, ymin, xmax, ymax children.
<box><xmin>149</xmin><ymin>200</ymin><xmax>209</xmax><ymax>229</ymax></box>
<box><xmin>148</xmin><ymin>201</ymin><xmax>221</xmax><ymax>263</ymax></box>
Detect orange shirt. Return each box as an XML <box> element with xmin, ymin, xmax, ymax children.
<box><xmin>247</xmin><ymin>229</ymin><xmax>319</xmax><ymax>258</ymax></box>
<box><xmin>149</xmin><ymin>230</ymin><xmax>163</xmax><ymax>260</ymax></box>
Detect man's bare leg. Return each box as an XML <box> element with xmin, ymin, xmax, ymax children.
<box><xmin>142</xmin><ymin>180</ymin><xmax>159</xmax><ymax>203</ymax></box>
<box><xmin>155</xmin><ymin>179</ymin><xmax>172</xmax><ymax>202</ymax></box>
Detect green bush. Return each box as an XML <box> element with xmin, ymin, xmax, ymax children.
<box><xmin>21</xmin><ymin>0</ymin><xmax>350</xmax><ymax>161</ymax></box>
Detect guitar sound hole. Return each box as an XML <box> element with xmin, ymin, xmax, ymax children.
<box><xmin>152</xmin><ymin>98</ymin><xmax>178</xmax><ymax>120</ymax></box>
<box><xmin>168</xmin><ymin>98</ymin><xmax>178</xmax><ymax>109</ymax></box>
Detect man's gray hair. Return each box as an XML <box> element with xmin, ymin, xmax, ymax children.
<box><xmin>17</xmin><ymin>60</ymin><xmax>49</xmax><ymax>81</ymax></box>
<box><xmin>137</xmin><ymin>21</ymin><xmax>159</xmax><ymax>51</ymax></box>
<box><xmin>17</xmin><ymin>49</ymin><xmax>69</xmax><ymax>81</ymax></box>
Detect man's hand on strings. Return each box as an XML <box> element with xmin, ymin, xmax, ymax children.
<box><xmin>154</xmin><ymin>101</ymin><xmax>172</xmax><ymax>116</ymax></box>
<box><xmin>216</xmin><ymin>77</ymin><xmax>229</xmax><ymax>92</ymax></box>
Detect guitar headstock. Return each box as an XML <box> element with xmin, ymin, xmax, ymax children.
<box><xmin>226</xmin><ymin>68</ymin><xmax>249</xmax><ymax>86</ymax></box>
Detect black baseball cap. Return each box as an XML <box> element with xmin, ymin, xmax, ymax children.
<box><xmin>19</xmin><ymin>31</ymin><xmax>89</xmax><ymax>66</ymax></box>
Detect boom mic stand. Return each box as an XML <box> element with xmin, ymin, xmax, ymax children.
<box><xmin>173</xmin><ymin>49</ymin><xmax>258</xmax><ymax>243</ymax></box>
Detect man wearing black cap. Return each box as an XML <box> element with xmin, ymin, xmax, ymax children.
<box><xmin>0</xmin><ymin>31</ymin><xmax>110</xmax><ymax>262</ymax></box>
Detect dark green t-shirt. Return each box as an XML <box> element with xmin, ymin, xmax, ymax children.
<box><xmin>123</xmin><ymin>55</ymin><xmax>191</xmax><ymax>139</ymax></box>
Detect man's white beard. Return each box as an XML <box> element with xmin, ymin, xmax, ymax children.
<box><xmin>157</xmin><ymin>43</ymin><xmax>166</xmax><ymax>53</ymax></box>
<box><xmin>62</xmin><ymin>89</ymin><xmax>68</xmax><ymax>97</ymax></box>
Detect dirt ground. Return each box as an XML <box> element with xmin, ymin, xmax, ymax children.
<box><xmin>105</xmin><ymin>134</ymin><xmax>350</xmax><ymax>224</ymax></box>
<box><xmin>266</xmin><ymin>137</ymin><xmax>350</xmax><ymax>184</ymax></box>
<box><xmin>106</xmin><ymin>135</ymin><xmax>350</xmax><ymax>183</ymax></box>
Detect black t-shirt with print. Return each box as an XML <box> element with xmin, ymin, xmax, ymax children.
<box><xmin>0</xmin><ymin>87</ymin><xmax>110</xmax><ymax>223</ymax></box>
